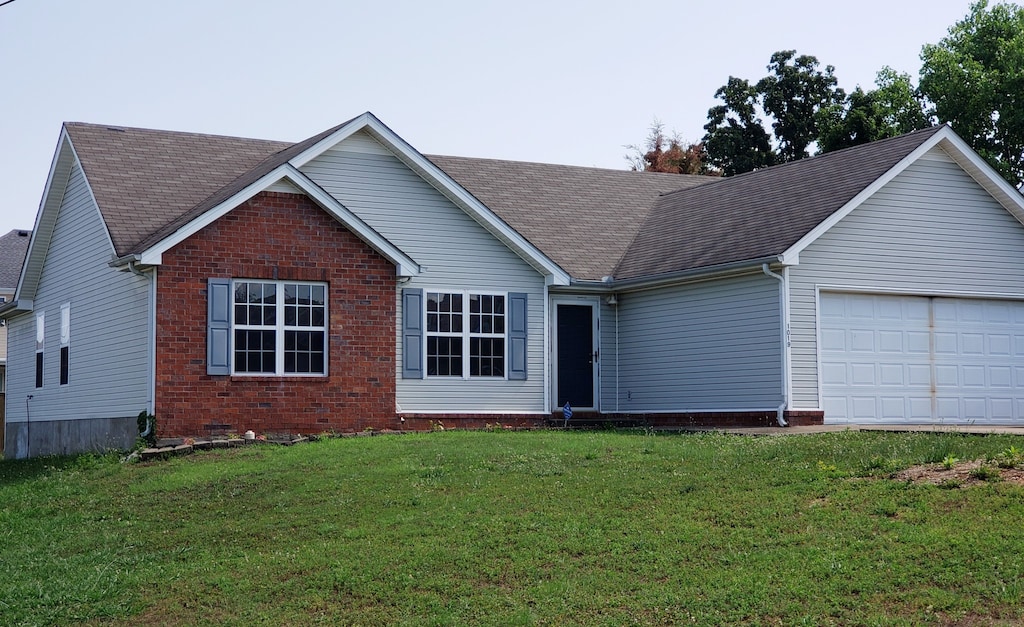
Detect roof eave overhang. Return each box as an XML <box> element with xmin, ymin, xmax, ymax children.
<box><xmin>288</xmin><ymin>112</ymin><xmax>571</xmax><ymax>287</ymax></box>
<box><xmin>133</xmin><ymin>164</ymin><xmax>421</xmax><ymax>277</ymax></box>
<box><xmin>558</xmin><ymin>255</ymin><xmax>784</xmax><ymax>294</ymax></box>
<box><xmin>15</xmin><ymin>128</ymin><xmax>76</xmax><ymax>303</ymax></box>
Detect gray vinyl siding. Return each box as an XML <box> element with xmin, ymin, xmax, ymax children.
<box><xmin>302</xmin><ymin>132</ymin><xmax>547</xmax><ymax>413</ymax></box>
<box><xmin>603</xmin><ymin>272</ymin><xmax>783</xmax><ymax>412</ymax></box>
<box><xmin>4</xmin><ymin>161</ymin><xmax>150</xmax><ymax>426</ymax></box>
<box><xmin>789</xmin><ymin>148</ymin><xmax>1024</xmax><ymax>408</ymax></box>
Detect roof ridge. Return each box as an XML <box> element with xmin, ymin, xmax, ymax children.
<box><xmin>63</xmin><ymin>121</ymin><xmax>292</xmax><ymax>145</ymax></box>
<box><xmin>428</xmin><ymin>153</ymin><xmax>713</xmax><ymax>180</ymax></box>
<box><xmin>658</xmin><ymin>124</ymin><xmax>947</xmax><ymax>200</ymax></box>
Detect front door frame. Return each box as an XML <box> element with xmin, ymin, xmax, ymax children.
<box><xmin>551</xmin><ymin>296</ymin><xmax>600</xmax><ymax>411</ymax></box>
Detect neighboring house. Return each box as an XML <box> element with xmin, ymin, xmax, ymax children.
<box><xmin>4</xmin><ymin>112</ymin><xmax>1024</xmax><ymax>458</ymax></box>
<box><xmin>0</xmin><ymin>228</ymin><xmax>31</xmax><ymax>452</ymax></box>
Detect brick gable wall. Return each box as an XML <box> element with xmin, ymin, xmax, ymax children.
<box><xmin>155</xmin><ymin>191</ymin><xmax>398</xmax><ymax>436</ymax></box>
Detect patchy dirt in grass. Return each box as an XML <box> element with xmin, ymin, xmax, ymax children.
<box><xmin>894</xmin><ymin>460</ymin><xmax>1024</xmax><ymax>487</ymax></box>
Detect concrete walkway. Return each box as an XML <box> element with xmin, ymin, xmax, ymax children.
<box><xmin>666</xmin><ymin>424</ymin><xmax>1024</xmax><ymax>436</ymax></box>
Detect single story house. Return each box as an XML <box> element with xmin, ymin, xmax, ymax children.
<box><xmin>4</xmin><ymin>113</ymin><xmax>1024</xmax><ymax>458</ymax></box>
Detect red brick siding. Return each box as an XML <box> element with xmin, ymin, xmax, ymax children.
<box><xmin>155</xmin><ymin>192</ymin><xmax>399</xmax><ymax>436</ymax></box>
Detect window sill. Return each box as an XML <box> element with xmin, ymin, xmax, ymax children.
<box><xmin>229</xmin><ymin>374</ymin><xmax>328</xmax><ymax>382</ymax></box>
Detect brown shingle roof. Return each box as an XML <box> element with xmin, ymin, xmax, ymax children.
<box><xmin>65</xmin><ymin>123</ymin><xmax>290</xmax><ymax>256</ymax></box>
<box><xmin>0</xmin><ymin>228</ymin><xmax>31</xmax><ymax>289</ymax></box>
<box><xmin>62</xmin><ymin>119</ymin><xmax>947</xmax><ymax>284</ymax></box>
<box><xmin>615</xmin><ymin>126</ymin><xmax>946</xmax><ymax>280</ymax></box>
<box><xmin>427</xmin><ymin>155</ymin><xmax>714</xmax><ymax>280</ymax></box>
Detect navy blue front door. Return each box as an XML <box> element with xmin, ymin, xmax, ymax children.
<box><xmin>557</xmin><ymin>304</ymin><xmax>595</xmax><ymax>408</ymax></box>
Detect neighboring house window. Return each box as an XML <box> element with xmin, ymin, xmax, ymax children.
<box><xmin>426</xmin><ymin>292</ymin><xmax>506</xmax><ymax>378</ymax></box>
<box><xmin>232</xmin><ymin>281</ymin><xmax>327</xmax><ymax>375</ymax></box>
<box><xmin>35</xmin><ymin>312</ymin><xmax>44</xmax><ymax>388</ymax></box>
<box><xmin>60</xmin><ymin>303</ymin><xmax>70</xmax><ymax>385</ymax></box>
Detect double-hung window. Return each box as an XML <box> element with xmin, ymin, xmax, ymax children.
<box><xmin>232</xmin><ymin>281</ymin><xmax>327</xmax><ymax>375</ymax></box>
<box><xmin>426</xmin><ymin>292</ymin><xmax>505</xmax><ymax>378</ymax></box>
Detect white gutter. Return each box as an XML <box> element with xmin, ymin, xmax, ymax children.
<box><xmin>762</xmin><ymin>263</ymin><xmax>789</xmax><ymax>427</ymax></box>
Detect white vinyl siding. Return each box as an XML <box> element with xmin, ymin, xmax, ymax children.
<box><xmin>789</xmin><ymin>148</ymin><xmax>1024</xmax><ymax>409</ymax></box>
<box><xmin>301</xmin><ymin>131</ymin><xmax>546</xmax><ymax>413</ymax></box>
<box><xmin>603</xmin><ymin>272</ymin><xmax>783</xmax><ymax>412</ymax></box>
<box><xmin>4</xmin><ymin>161</ymin><xmax>150</xmax><ymax>425</ymax></box>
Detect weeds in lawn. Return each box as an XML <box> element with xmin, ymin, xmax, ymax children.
<box><xmin>969</xmin><ymin>464</ymin><xmax>1002</xmax><ymax>482</ymax></box>
<box><xmin>942</xmin><ymin>454</ymin><xmax>960</xmax><ymax>470</ymax></box>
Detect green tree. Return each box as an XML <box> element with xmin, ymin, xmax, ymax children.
<box><xmin>703</xmin><ymin>76</ymin><xmax>777</xmax><ymax>176</ymax></box>
<box><xmin>920</xmin><ymin>0</ymin><xmax>1024</xmax><ymax>186</ymax></box>
<box><xmin>818</xmin><ymin>68</ymin><xmax>933</xmax><ymax>152</ymax></box>
<box><xmin>702</xmin><ymin>51</ymin><xmax>845</xmax><ymax>175</ymax></box>
<box><xmin>757</xmin><ymin>50</ymin><xmax>846</xmax><ymax>161</ymax></box>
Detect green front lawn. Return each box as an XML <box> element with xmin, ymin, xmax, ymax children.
<box><xmin>2</xmin><ymin>429</ymin><xmax>1022</xmax><ymax>625</ymax></box>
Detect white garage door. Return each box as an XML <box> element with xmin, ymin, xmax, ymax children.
<box><xmin>820</xmin><ymin>292</ymin><xmax>1024</xmax><ymax>424</ymax></box>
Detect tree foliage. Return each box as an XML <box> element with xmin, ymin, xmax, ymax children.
<box><xmin>625</xmin><ymin>120</ymin><xmax>718</xmax><ymax>175</ymax></box>
<box><xmin>757</xmin><ymin>51</ymin><xmax>846</xmax><ymax>161</ymax></box>
<box><xmin>817</xmin><ymin>68</ymin><xmax>933</xmax><ymax>152</ymax></box>
<box><xmin>702</xmin><ymin>77</ymin><xmax>776</xmax><ymax>176</ymax></box>
<box><xmin>703</xmin><ymin>51</ymin><xmax>845</xmax><ymax>174</ymax></box>
<box><xmin>920</xmin><ymin>0</ymin><xmax>1024</xmax><ymax>186</ymax></box>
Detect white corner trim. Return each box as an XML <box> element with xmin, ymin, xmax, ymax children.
<box><xmin>137</xmin><ymin>164</ymin><xmax>420</xmax><ymax>277</ymax></box>
<box><xmin>289</xmin><ymin>112</ymin><xmax>571</xmax><ymax>286</ymax></box>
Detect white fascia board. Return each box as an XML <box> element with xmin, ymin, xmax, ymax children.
<box><xmin>137</xmin><ymin>164</ymin><xmax>420</xmax><ymax>277</ymax></box>
<box><xmin>289</xmin><ymin>112</ymin><xmax>571</xmax><ymax>286</ymax></box>
<box><xmin>780</xmin><ymin>127</ymin><xmax>956</xmax><ymax>263</ymax></box>
<box><xmin>936</xmin><ymin>131</ymin><xmax>1024</xmax><ymax>225</ymax></box>
<box><xmin>16</xmin><ymin>130</ymin><xmax>75</xmax><ymax>303</ymax></box>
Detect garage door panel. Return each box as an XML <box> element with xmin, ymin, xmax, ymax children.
<box><xmin>991</xmin><ymin>367</ymin><xmax>1012</xmax><ymax>387</ymax></box>
<box><xmin>907</xmin><ymin>364</ymin><xmax>931</xmax><ymax>385</ymax></box>
<box><xmin>934</xmin><ymin>364</ymin><xmax>959</xmax><ymax>387</ymax></box>
<box><xmin>851</xmin><ymin>397</ymin><xmax>877</xmax><ymax>420</ymax></box>
<box><xmin>821</xmin><ymin>328</ymin><xmax>846</xmax><ymax>351</ymax></box>
<box><xmin>879</xmin><ymin>363</ymin><xmax>904</xmax><ymax>385</ymax></box>
<box><xmin>934</xmin><ymin>332</ymin><xmax>957</xmax><ymax>354</ymax></box>
<box><xmin>990</xmin><ymin>334</ymin><xmax>1011</xmax><ymax>355</ymax></box>
<box><xmin>851</xmin><ymin>363</ymin><xmax>875</xmax><ymax>385</ymax></box>
<box><xmin>850</xmin><ymin>330</ymin><xmax>875</xmax><ymax>351</ymax></box>
<box><xmin>991</xmin><ymin>398</ymin><xmax>1014</xmax><ymax>420</ymax></box>
<box><xmin>877</xmin><ymin>331</ymin><xmax>904</xmax><ymax>352</ymax></box>
<box><xmin>907</xmin><ymin>331</ymin><xmax>930</xmax><ymax>353</ymax></box>
<box><xmin>960</xmin><ymin>365</ymin><xmax>984</xmax><ymax>387</ymax></box>
<box><xmin>822</xmin><ymin>293</ymin><xmax>1024</xmax><ymax>425</ymax></box>
<box><xmin>908</xmin><ymin>397</ymin><xmax>933</xmax><ymax>420</ymax></box>
<box><xmin>961</xmin><ymin>333</ymin><xmax>985</xmax><ymax>355</ymax></box>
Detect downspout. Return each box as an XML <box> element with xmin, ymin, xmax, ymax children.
<box><xmin>25</xmin><ymin>395</ymin><xmax>33</xmax><ymax>458</ymax></box>
<box><xmin>128</xmin><ymin>260</ymin><xmax>156</xmax><ymax>417</ymax></box>
<box><xmin>762</xmin><ymin>263</ymin><xmax>789</xmax><ymax>427</ymax></box>
<box><xmin>615</xmin><ymin>298</ymin><xmax>620</xmax><ymax>413</ymax></box>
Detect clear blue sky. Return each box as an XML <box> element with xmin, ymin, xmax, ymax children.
<box><xmin>0</xmin><ymin>0</ymin><xmax>975</xmax><ymax>236</ymax></box>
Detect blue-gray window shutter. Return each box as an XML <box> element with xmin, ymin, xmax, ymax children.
<box><xmin>508</xmin><ymin>292</ymin><xmax>528</xmax><ymax>380</ymax></box>
<box><xmin>207</xmin><ymin>278</ymin><xmax>231</xmax><ymax>375</ymax></box>
<box><xmin>402</xmin><ymin>288</ymin><xmax>424</xmax><ymax>379</ymax></box>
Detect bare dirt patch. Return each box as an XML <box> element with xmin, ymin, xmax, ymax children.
<box><xmin>894</xmin><ymin>459</ymin><xmax>1024</xmax><ymax>487</ymax></box>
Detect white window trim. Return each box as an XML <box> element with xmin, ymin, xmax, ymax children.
<box><xmin>231</xmin><ymin>279</ymin><xmax>329</xmax><ymax>377</ymax></box>
<box><xmin>425</xmin><ymin>289</ymin><xmax>508</xmax><ymax>380</ymax></box>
